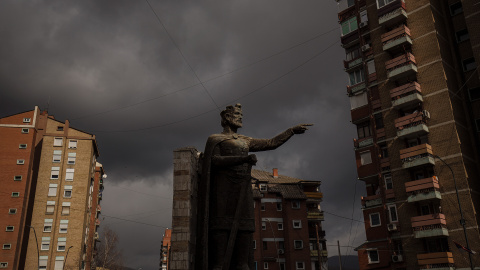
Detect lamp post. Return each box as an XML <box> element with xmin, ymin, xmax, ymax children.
<box><xmin>27</xmin><ymin>225</ymin><xmax>40</xmax><ymax>270</ymax></box>
<box><xmin>63</xmin><ymin>246</ymin><xmax>73</xmax><ymax>270</ymax></box>
<box><xmin>434</xmin><ymin>155</ymin><xmax>474</xmax><ymax>270</ymax></box>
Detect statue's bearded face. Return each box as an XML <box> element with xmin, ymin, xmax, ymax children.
<box><xmin>227</xmin><ymin>109</ymin><xmax>243</xmax><ymax>128</ymax></box>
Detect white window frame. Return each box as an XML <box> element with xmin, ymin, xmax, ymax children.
<box><xmin>341</xmin><ymin>16</ymin><xmax>358</xmax><ymax>36</ymax></box>
<box><xmin>14</xmin><ymin>175</ymin><xmax>22</xmax><ymax>181</ymax></box>
<box><xmin>388</xmin><ymin>204</ymin><xmax>398</xmax><ymax>222</ymax></box>
<box><xmin>360</xmin><ymin>151</ymin><xmax>372</xmax><ymax>165</ymax></box>
<box><xmin>2</xmin><ymin>244</ymin><xmax>11</xmax><ymax>250</ymax></box>
<box><xmin>262</xmin><ymin>221</ymin><xmax>266</xmax><ymax>230</ymax></box>
<box><xmin>294</xmin><ymin>240</ymin><xmax>303</xmax><ymax>249</ymax></box>
<box><xmin>23</xmin><ymin>118</ymin><xmax>31</xmax><ymax>123</ymax></box>
<box><xmin>41</xmin><ymin>237</ymin><xmax>50</xmax><ymax>251</ymax></box>
<box><xmin>64</xmin><ymin>186</ymin><xmax>73</xmax><ymax>198</ymax></box>
<box><xmin>21</xmin><ymin>128</ymin><xmax>29</xmax><ymax>134</ymax></box>
<box><xmin>278</xmin><ymin>223</ymin><xmax>284</xmax><ymax>230</ymax></box>
<box><xmin>5</xmin><ymin>226</ymin><xmax>14</xmax><ymax>232</ymax></box>
<box><xmin>43</xmin><ymin>219</ymin><xmax>53</xmax><ymax>232</ymax></box>
<box><xmin>68</xmin><ymin>140</ymin><xmax>78</xmax><ymax>149</ymax></box>
<box><xmin>62</xmin><ymin>202</ymin><xmax>71</xmax><ymax>215</ymax></box>
<box><xmin>54</xmin><ymin>256</ymin><xmax>64</xmax><ymax>270</ymax></box>
<box><xmin>259</xmin><ymin>184</ymin><xmax>267</xmax><ymax>192</ymax></box>
<box><xmin>264</xmin><ymin>262</ymin><xmax>268</xmax><ymax>269</ymax></box>
<box><xmin>16</xmin><ymin>159</ymin><xmax>25</xmax><ymax>165</ymax></box>
<box><xmin>11</xmin><ymin>192</ymin><xmax>20</xmax><ymax>198</ymax></box>
<box><xmin>9</xmin><ymin>209</ymin><xmax>17</xmax><ymax>214</ymax></box>
<box><xmin>46</xmin><ymin>201</ymin><xmax>55</xmax><ymax>214</ymax></box>
<box><xmin>53</xmin><ymin>150</ymin><xmax>62</xmax><ymax>163</ymax></box>
<box><xmin>0</xmin><ymin>262</ymin><xmax>8</xmax><ymax>268</ymax></box>
<box><xmin>51</xmin><ymin>167</ymin><xmax>60</xmax><ymax>179</ymax></box>
<box><xmin>39</xmin><ymin>256</ymin><xmax>48</xmax><ymax>270</ymax></box>
<box><xmin>54</xmin><ymin>137</ymin><xmax>63</xmax><ymax>146</ymax></box>
<box><xmin>350</xmin><ymin>91</ymin><xmax>368</xmax><ymax>110</ymax></box>
<box><xmin>349</xmin><ymin>68</ymin><xmax>365</xmax><ymax>86</ymax></box>
<box><xmin>19</xmin><ymin>144</ymin><xmax>27</xmax><ymax>149</ymax></box>
<box><xmin>65</xmin><ymin>169</ymin><xmax>74</xmax><ymax>181</ymax></box>
<box><xmin>376</xmin><ymin>0</ymin><xmax>396</xmax><ymax>9</ymax></box>
<box><xmin>369</xmin><ymin>212</ymin><xmax>381</xmax><ymax>227</ymax></box>
<box><xmin>296</xmin><ymin>261</ymin><xmax>305</xmax><ymax>270</ymax></box>
<box><xmin>57</xmin><ymin>238</ymin><xmax>66</xmax><ymax>251</ymax></box>
<box><xmin>293</xmin><ymin>220</ymin><xmax>302</xmax><ymax>229</ymax></box>
<box><xmin>276</xmin><ymin>202</ymin><xmax>282</xmax><ymax>211</ymax></box>
<box><xmin>59</xmin><ymin>220</ymin><xmax>68</xmax><ymax>234</ymax></box>
<box><xmin>67</xmin><ymin>153</ymin><xmax>76</xmax><ymax>164</ymax></box>
<box><xmin>367</xmin><ymin>249</ymin><xmax>380</xmax><ymax>263</ymax></box>
<box><xmin>48</xmin><ymin>184</ymin><xmax>58</xmax><ymax>197</ymax></box>
<box><xmin>384</xmin><ymin>173</ymin><xmax>393</xmax><ymax>190</ymax></box>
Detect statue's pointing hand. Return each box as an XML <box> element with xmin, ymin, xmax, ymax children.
<box><xmin>292</xmin><ymin>124</ymin><xmax>313</xmax><ymax>134</ymax></box>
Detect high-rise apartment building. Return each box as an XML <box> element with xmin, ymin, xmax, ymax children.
<box><xmin>336</xmin><ymin>0</ymin><xmax>480</xmax><ymax>269</ymax></box>
<box><xmin>252</xmin><ymin>169</ymin><xmax>327</xmax><ymax>270</ymax></box>
<box><xmin>0</xmin><ymin>107</ymin><xmax>104</xmax><ymax>270</ymax></box>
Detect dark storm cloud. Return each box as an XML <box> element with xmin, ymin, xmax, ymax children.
<box><xmin>0</xmin><ymin>1</ymin><xmax>366</xmax><ymax>268</ymax></box>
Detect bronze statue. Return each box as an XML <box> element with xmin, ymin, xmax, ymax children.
<box><xmin>196</xmin><ymin>103</ymin><xmax>311</xmax><ymax>270</ymax></box>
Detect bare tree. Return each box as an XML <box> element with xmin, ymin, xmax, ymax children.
<box><xmin>95</xmin><ymin>226</ymin><xmax>124</xmax><ymax>270</ymax></box>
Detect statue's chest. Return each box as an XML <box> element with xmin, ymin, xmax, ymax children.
<box><xmin>219</xmin><ymin>138</ymin><xmax>249</xmax><ymax>156</ymax></box>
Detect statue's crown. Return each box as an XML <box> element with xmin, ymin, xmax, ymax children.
<box><xmin>223</xmin><ymin>103</ymin><xmax>242</xmax><ymax>114</ymax></box>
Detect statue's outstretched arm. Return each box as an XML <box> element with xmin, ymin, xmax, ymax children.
<box><xmin>249</xmin><ymin>124</ymin><xmax>312</xmax><ymax>152</ymax></box>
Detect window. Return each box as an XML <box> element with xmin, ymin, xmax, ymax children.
<box><xmin>377</xmin><ymin>0</ymin><xmax>396</xmax><ymax>9</ymax></box>
<box><xmin>292</xmin><ymin>201</ymin><xmax>300</xmax><ymax>209</ymax></box>
<box><xmin>253</xmin><ymin>240</ymin><xmax>256</xmax><ymax>249</ymax></box>
<box><xmin>21</xmin><ymin>128</ymin><xmax>29</xmax><ymax>134</ymax></box>
<box><xmin>46</xmin><ymin>201</ymin><xmax>55</xmax><ymax>214</ymax></box>
<box><xmin>360</xmin><ymin>10</ymin><xmax>368</xmax><ymax>23</ymax></box>
<box><xmin>280</xmin><ymin>263</ymin><xmax>286</xmax><ymax>270</ymax></box>
<box><xmin>360</xmin><ymin>151</ymin><xmax>372</xmax><ymax>165</ymax></box>
<box><xmin>338</xmin><ymin>0</ymin><xmax>355</xmax><ymax>11</ymax></box>
<box><xmin>367</xmin><ymin>60</ymin><xmax>376</xmax><ymax>74</ymax></box>
<box><xmin>14</xmin><ymin>175</ymin><xmax>22</xmax><ymax>181</ymax></box>
<box><xmin>456</xmin><ymin>29</ymin><xmax>469</xmax><ymax>43</ymax></box>
<box><xmin>39</xmin><ymin>256</ymin><xmax>48</xmax><ymax>270</ymax></box>
<box><xmin>296</xmin><ymin>262</ymin><xmax>305</xmax><ymax>270</ymax></box>
<box><xmin>53</xmin><ymin>150</ymin><xmax>62</xmax><ymax>163</ymax></box>
<box><xmin>450</xmin><ymin>2</ymin><xmax>463</xmax><ymax>16</ymax></box>
<box><xmin>43</xmin><ymin>219</ymin><xmax>53</xmax><ymax>232</ymax></box>
<box><xmin>64</xmin><ymin>186</ymin><xmax>73</xmax><ymax>198</ymax></box>
<box><xmin>345</xmin><ymin>46</ymin><xmax>361</xmax><ymax>61</ymax></box>
<box><xmin>259</xmin><ymin>184</ymin><xmax>267</xmax><ymax>192</ymax></box>
<box><xmin>23</xmin><ymin>118</ymin><xmax>31</xmax><ymax>123</ymax></box>
<box><xmin>62</xmin><ymin>202</ymin><xmax>71</xmax><ymax>215</ymax></box>
<box><xmin>463</xmin><ymin>58</ymin><xmax>476</xmax><ymax>72</ymax></box>
<box><xmin>375</xmin><ymin>113</ymin><xmax>384</xmax><ymax>129</ymax></box>
<box><xmin>384</xmin><ymin>174</ymin><xmax>393</xmax><ymax>190</ymax></box>
<box><xmin>468</xmin><ymin>87</ymin><xmax>480</xmax><ymax>101</ymax></box>
<box><xmin>349</xmin><ymin>68</ymin><xmax>365</xmax><ymax>85</ymax></box>
<box><xmin>294</xmin><ymin>240</ymin><xmax>303</xmax><ymax>249</ymax></box>
<box><xmin>68</xmin><ymin>140</ymin><xmax>77</xmax><ymax>149</ymax></box>
<box><xmin>48</xmin><ymin>184</ymin><xmax>58</xmax><ymax>196</ymax></box>
<box><xmin>293</xmin><ymin>220</ymin><xmax>302</xmax><ymax>229</ymax></box>
<box><xmin>54</xmin><ymin>137</ymin><xmax>63</xmax><ymax>146</ymax></box>
<box><xmin>65</xmin><ymin>169</ymin><xmax>74</xmax><ymax>181</ymax></box>
<box><xmin>19</xmin><ymin>144</ymin><xmax>27</xmax><ymax>149</ymax></box>
<box><xmin>2</xmin><ymin>244</ymin><xmax>11</xmax><ymax>250</ymax></box>
<box><xmin>276</xmin><ymin>203</ymin><xmax>282</xmax><ymax>211</ymax></box>
<box><xmin>5</xmin><ymin>226</ymin><xmax>14</xmax><ymax>232</ymax></box>
<box><xmin>11</xmin><ymin>192</ymin><xmax>20</xmax><ymax>198</ymax></box>
<box><xmin>67</xmin><ymin>153</ymin><xmax>76</xmax><ymax>164</ymax></box>
<box><xmin>388</xmin><ymin>204</ymin><xmax>398</xmax><ymax>222</ymax></box>
<box><xmin>263</xmin><ymin>241</ymin><xmax>268</xmax><ymax>250</ymax></box>
<box><xmin>264</xmin><ymin>262</ymin><xmax>268</xmax><ymax>269</ymax></box>
<box><xmin>357</xmin><ymin>122</ymin><xmax>371</xmax><ymax>139</ymax></box>
<box><xmin>8</xmin><ymin>209</ymin><xmax>17</xmax><ymax>214</ymax></box>
<box><xmin>57</xmin><ymin>238</ymin><xmax>66</xmax><ymax>251</ymax></box>
<box><xmin>278</xmin><ymin>223</ymin><xmax>284</xmax><ymax>230</ymax></box>
<box><xmin>17</xmin><ymin>159</ymin><xmax>25</xmax><ymax>165</ymax></box>
<box><xmin>51</xmin><ymin>167</ymin><xmax>60</xmax><ymax>179</ymax></box>
<box><xmin>262</xmin><ymin>221</ymin><xmax>266</xmax><ymax>230</ymax></box>
<box><xmin>350</xmin><ymin>91</ymin><xmax>368</xmax><ymax>110</ymax></box>
<box><xmin>0</xmin><ymin>262</ymin><xmax>8</xmax><ymax>268</ymax></box>
<box><xmin>367</xmin><ymin>249</ymin><xmax>379</xmax><ymax>263</ymax></box>
<box><xmin>57</xmin><ymin>126</ymin><xmax>64</xmax><ymax>131</ymax></box>
<box><xmin>59</xmin><ymin>220</ymin><xmax>68</xmax><ymax>234</ymax></box>
<box><xmin>54</xmin><ymin>256</ymin><xmax>64</xmax><ymax>270</ymax></box>
<box><xmin>370</xmin><ymin>213</ymin><xmax>381</xmax><ymax>227</ymax></box>
<box><xmin>261</xmin><ymin>203</ymin><xmax>265</xmax><ymax>211</ymax></box>
<box><xmin>41</xmin><ymin>237</ymin><xmax>50</xmax><ymax>250</ymax></box>
<box><xmin>380</xmin><ymin>145</ymin><xmax>389</xmax><ymax>158</ymax></box>
<box><xmin>341</xmin><ymin>16</ymin><xmax>358</xmax><ymax>36</ymax></box>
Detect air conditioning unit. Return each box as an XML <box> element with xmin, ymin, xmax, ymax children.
<box><xmin>387</xmin><ymin>223</ymin><xmax>397</xmax><ymax>231</ymax></box>
<box><xmin>422</xmin><ymin>110</ymin><xmax>431</xmax><ymax>119</ymax></box>
<box><xmin>392</xmin><ymin>255</ymin><xmax>403</xmax><ymax>262</ymax></box>
<box><xmin>361</xmin><ymin>44</ymin><xmax>371</xmax><ymax>52</ymax></box>
<box><xmin>359</xmin><ymin>21</ymin><xmax>368</xmax><ymax>28</ymax></box>
<box><xmin>278</xmin><ymin>249</ymin><xmax>285</xmax><ymax>255</ymax></box>
<box><xmin>94</xmin><ymin>232</ymin><xmax>99</xmax><ymax>240</ymax></box>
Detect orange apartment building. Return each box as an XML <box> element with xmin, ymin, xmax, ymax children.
<box><xmin>251</xmin><ymin>169</ymin><xmax>327</xmax><ymax>270</ymax></box>
<box><xmin>336</xmin><ymin>0</ymin><xmax>480</xmax><ymax>269</ymax></box>
<box><xmin>160</xmin><ymin>229</ymin><xmax>171</xmax><ymax>270</ymax></box>
<box><xmin>0</xmin><ymin>107</ymin><xmax>104</xmax><ymax>270</ymax></box>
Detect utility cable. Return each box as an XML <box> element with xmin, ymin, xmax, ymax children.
<box><xmin>323</xmin><ymin>210</ymin><xmax>366</xmax><ymax>224</ymax></box>
<box><xmin>102</xmin><ymin>214</ymin><xmax>168</xmax><ymax>228</ymax></box>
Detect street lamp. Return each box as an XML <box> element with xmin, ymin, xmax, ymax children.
<box><xmin>63</xmin><ymin>246</ymin><xmax>73</xmax><ymax>270</ymax></box>
<box><xmin>27</xmin><ymin>225</ymin><xmax>40</xmax><ymax>270</ymax></box>
<box><xmin>434</xmin><ymin>155</ymin><xmax>474</xmax><ymax>270</ymax></box>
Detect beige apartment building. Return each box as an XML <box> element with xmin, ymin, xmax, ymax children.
<box><xmin>336</xmin><ymin>0</ymin><xmax>480</xmax><ymax>269</ymax></box>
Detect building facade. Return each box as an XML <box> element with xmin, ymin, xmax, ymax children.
<box><xmin>0</xmin><ymin>107</ymin><xmax>104</xmax><ymax>270</ymax></box>
<box><xmin>336</xmin><ymin>0</ymin><xmax>480</xmax><ymax>269</ymax></box>
<box><xmin>252</xmin><ymin>169</ymin><xmax>327</xmax><ymax>270</ymax></box>
<box><xmin>160</xmin><ymin>228</ymin><xmax>171</xmax><ymax>270</ymax></box>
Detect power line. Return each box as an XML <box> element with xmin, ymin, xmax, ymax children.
<box><xmin>92</xmin><ymin>39</ymin><xmax>340</xmax><ymax>133</ymax></box>
<box><xmin>102</xmin><ymin>214</ymin><xmax>168</xmax><ymax>228</ymax></box>
<box><xmin>323</xmin><ymin>210</ymin><xmax>366</xmax><ymax>224</ymax></box>
<box><xmin>70</xmin><ymin>26</ymin><xmax>339</xmax><ymax>121</ymax></box>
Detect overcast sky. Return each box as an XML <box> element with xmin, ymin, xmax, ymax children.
<box><xmin>0</xmin><ymin>1</ymin><xmax>366</xmax><ymax>269</ymax></box>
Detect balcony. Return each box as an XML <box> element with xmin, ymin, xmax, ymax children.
<box><xmin>386</xmin><ymin>53</ymin><xmax>417</xmax><ymax>81</ymax></box>
<box><xmin>305</xmin><ymin>192</ymin><xmax>323</xmax><ymax>199</ymax></box>
<box><xmin>405</xmin><ymin>177</ymin><xmax>442</xmax><ymax>202</ymax></box>
<box><xmin>354</xmin><ymin>137</ymin><xmax>374</xmax><ymax>149</ymax></box>
<box><xmin>380</xmin><ymin>157</ymin><xmax>390</xmax><ymax>171</ymax></box>
<box><xmin>307</xmin><ymin>211</ymin><xmax>324</xmax><ymax>221</ymax></box>
<box><xmin>310</xmin><ymin>250</ymin><xmax>328</xmax><ymax>257</ymax></box>
<box><xmin>382</xmin><ymin>25</ymin><xmax>412</xmax><ymax>52</ymax></box>
<box><xmin>341</xmin><ymin>31</ymin><xmax>360</xmax><ymax>47</ymax></box>
<box><xmin>411</xmin><ymin>213</ymin><xmax>448</xmax><ymax>238</ymax></box>
<box><xmin>361</xmin><ymin>194</ymin><xmax>382</xmax><ymax>208</ymax></box>
<box><xmin>378</xmin><ymin>0</ymin><xmax>407</xmax><ymax>26</ymax></box>
<box><xmin>344</xmin><ymin>57</ymin><xmax>363</xmax><ymax>71</ymax></box>
<box><xmin>347</xmin><ymin>82</ymin><xmax>367</xmax><ymax>95</ymax></box>
<box><xmin>394</xmin><ymin>112</ymin><xmax>429</xmax><ymax>139</ymax></box>
<box><xmin>390</xmin><ymin>82</ymin><xmax>423</xmax><ymax>109</ymax></box>
<box><xmin>400</xmin><ymin>144</ymin><xmax>435</xmax><ymax>169</ymax></box>
<box><xmin>417</xmin><ymin>252</ymin><xmax>454</xmax><ymax>270</ymax></box>
<box><xmin>309</xmin><ymin>230</ymin><xmax>326</xmax><ymax>239</ymax></box>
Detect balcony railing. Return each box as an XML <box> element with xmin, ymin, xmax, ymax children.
<box><xmin>411</xmin><ymin>213</ymin><xmax>448</xmax><ymax>238</ymax></box>
<box><xmin>354</xmin><ymin>137</ymin><xmax>374</xmax><ymax>149</ymax></box>
<box><xmin>344</xmin><ymin>57</ymin><xmax>363</xmax><ymax>70</ymax></box>
<box><xmin>307</xmin><ymin>211</ymin><xmax>324</xmax><ymax>220</ymax></box>
<box><xmin>378</xmin><ymin>0</ymin><xmax>407</xmax><ymax>26</ymax></box>
<box><xmin>386</xmin><ymin>53</ymin><xmax>417</xmax><ymax>80</ymax></box>
<box><xmin>400</xmin><ymin>143</ymin><xmax>435</xmax><ymax>168</ymax></box>
<box><xmin>305</xmin><ymin>192</ymin><xmax>323</xmax><ymax>199</ymax></box>
<box><xmin>382</xmin><ymin>25</ymin><xmax>412</xmax><ymax>51</ymax></box>
<box><xmin>310</xmin><ymin>250</ymin><xmax>328</xmax><ymax>257</ymax></box>
<box><xmin>417</xmin><ymin>252</ymin><xmax>454</xmax><ymax>269</ymax></box>
<box><xmin>405</xmin><ymin>177</ymin><xmax>442</xmax><ymax>202</ymax></box>
<box><xmin>390</xmin><ymin>82</ymin><xmax>423</xmax><ymax>108</ymax></box>
<box><xmin>361</xmin><ymin>194</ymin><xmax>382</xmax><ymax>208</ymax></box>
<box><xmin>347</xmin><ymin>81</ymin><xmax>367</xmax><ymax>95</ymax></box>
<box><xmin>394</xmin><ymin>112</ymin><xmax>429</xmax><ymax>138</ymax></box>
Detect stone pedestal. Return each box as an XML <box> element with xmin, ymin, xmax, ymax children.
<box><xmin>170</xmin><ymin>147</ymin><xmax>199</xmax><ymax>270</ymax></box>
